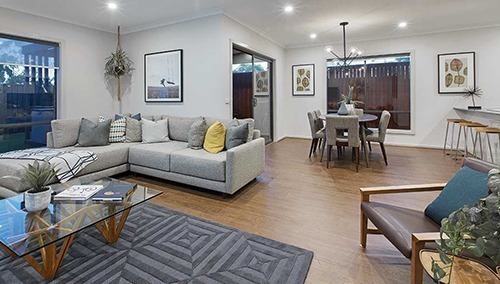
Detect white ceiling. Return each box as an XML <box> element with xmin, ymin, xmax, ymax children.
<box><xmin>1</xmin><ymin>0</ymin><xmax>499</xmax><ymax>48</ymax></box>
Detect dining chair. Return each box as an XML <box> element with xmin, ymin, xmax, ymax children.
<box><xmin>325</xmin><ymin>116</ymin><xmax>360</xmax><ymax>171</ymax></box>
<box><xmin>366</xmin><ymin>110</ymin><xmax>391</xmax><ymax>165</ymax></box>
<box><xmin>307</xmin><ymin>111</ymin><xmax>324</xmax><ymax>157</ymax></box>
<box><xmin>353</xmin><ymin>108</ymin><xmax>364</xmax><ymax>116</ymax></box>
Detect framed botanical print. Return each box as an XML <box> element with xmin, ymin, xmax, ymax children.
<box><xmin>144</xmin><ymin>49</ymin><xmax>183</xmax><ymax>102</ymax></box>
<box><xmin>438</xmin><ymin>52</ymin><xmax>475</xmax><ymax>94</ymax></box>
<box><xmin>254</xmin><ymin>70</ymin><xmax>270</xmax><ymax>97</ymax></box>
<box><xmin>292</xmin><ymin>64</ymin><xmax>315</xmax><ymax>96</ymax></box>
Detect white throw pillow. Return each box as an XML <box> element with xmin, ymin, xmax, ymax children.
<box><xmin>141</xmin><ymin>118</ymin><xmax>170</xmax><ymax>143</ymax></box>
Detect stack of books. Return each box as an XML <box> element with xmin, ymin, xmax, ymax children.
<box><xmin>54</xmin><ymin>185</ymin><xmax>104</xmax><ymax>201</ymax></box>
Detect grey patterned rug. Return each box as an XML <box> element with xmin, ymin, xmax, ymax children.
<box><xmin>0</xmin><ymin>202</ymin><xmax>313</xmax><ymax>283</ymax></box>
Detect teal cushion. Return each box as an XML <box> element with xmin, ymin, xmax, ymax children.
<box><xmin>424</xmin><ymin>166</ymin><xmax>489</xmax><ymax>224</ymax></box>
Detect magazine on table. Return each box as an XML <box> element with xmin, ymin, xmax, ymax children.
<box><xmin>54</xmin><ymin>185</ymin><xmax>104</xmax><ymax>201</ymax></box>
<box><xmin>92</xmin><ymin>182</ymin><xmax>137</xmax><ymax>202</ymax></box>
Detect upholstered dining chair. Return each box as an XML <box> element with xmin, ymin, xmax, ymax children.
<box><xmin>366</xmin><ymin>110</ymin><xmax>391</xmax><ymax>165</ymax></box>
<box><xmin>307</xmin><ymin>111</ymin><xmax>324</xmax><ymax>157</ymax></box>
<box><xmin>360</xmin><ymin>158</ymin><xmax>498</xmax><ymax>284</ymax></box>
<box><xmin>325</xmin><ymin>116</ymin><xmax>360</xmax><ymax>171</ymax></box>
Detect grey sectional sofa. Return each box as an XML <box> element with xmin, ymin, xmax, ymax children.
<box><xmin>0</xmin><ymin>115</ymin><xmax>265</xmax><ymax>198</ymax></box>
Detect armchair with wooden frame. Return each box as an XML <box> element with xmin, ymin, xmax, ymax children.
<box><xmin>359</xmin><ymin>158</ymin><xmax>498</xmax><ymax>284</ymax></box>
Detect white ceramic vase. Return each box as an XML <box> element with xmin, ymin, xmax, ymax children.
<box><xmin>24</xmin><ymin>187</ymin><xmax>52</xmax><ymax>212</ymax></box>
<box><xmin>345</xmin><ymin>104</ymin><xmax>355</xmax><ymax>114</ymax></box>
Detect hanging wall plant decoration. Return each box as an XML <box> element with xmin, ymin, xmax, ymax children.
<box><xmin>105</xmin><ymin>26</ymin><xmax>134</xmax><ymax>101</ymax></box>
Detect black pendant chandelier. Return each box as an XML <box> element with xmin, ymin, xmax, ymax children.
<box><xmin>324</xmin><ymin>22</ymin><xmax>363</xmax><ymax>67</ymax></box>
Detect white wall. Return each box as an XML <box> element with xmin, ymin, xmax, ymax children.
<box><xmin>285</xmin><ymin>27</ymin><xmax>500</xmax><ymax>148</ymax></box>
<box><xmin>121</xmin><ymin>15</ymin><xmax>227</xmax><ymax>118</ymax></box>
<box><xmin>0</xmin><ymin>7</ymin><xmax>117</xmax><ymax>119</ymax></box>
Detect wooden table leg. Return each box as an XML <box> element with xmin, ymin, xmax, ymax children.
<box><xmin>22</xmin><ymin>234</ymin><xmax>75</xmax><ymax>280</ymax></box>
<box><xmin>95</xmin><ymin>208</ymin><xmax>132</xmax><ymax>244</ymax></box>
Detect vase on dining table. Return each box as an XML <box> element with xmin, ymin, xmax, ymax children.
<box><xmin>338</xmin><ymin>102</ymin><xmax>349</xmax><ymax>115</ymax></box>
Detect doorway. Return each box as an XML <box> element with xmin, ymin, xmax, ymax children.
<box><xmin>232</xmin><ymin>46</ymin><xmax>273</xmax><ymax>144</ymax></box>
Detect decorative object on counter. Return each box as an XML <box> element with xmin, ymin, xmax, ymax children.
<box><xmin>337</xmin><ymin>102</ymin><xmax>349</xmax><ymax>115</ymax></box>
<box><xmin>438</xmin><ymin>52</ymin><xmax>475</xmax><ymax>94</ymax></box>
<box><xmin>338</xmin><ymin>85</ymin><xmax>363</xmax><ymax>114</ymax></box>
<box><xmin>463</xmin><ymin>86</ymin><xmax>483</xmax><ymax>110</ymax></box>
<box><xmin>292</xmin><ymin>64</ymin><xmax>315</xmax><ymax>96</ymax></box>
<box><xmin>431</xmin><ymin>168</ymin><xmax>500</xmax><ymax>282</ymax></box>
<box><xmin>22</xmin><ymin>161</ymin><xmax>59</xmax><ymax>212</ymax></box>
<box><xmin>105</xmin><ymin>26</ymin><xmax>134</xmax><ymax>101</ymax></box>
<box><xmin>324</xmin><ymin>22</ymin><xmax>363</xmax><ymax>67</ymax></box>
<box><xmin>144</xmin><ymin>49</ymin><xmax>183</xmax><ymax>103</ymax></box>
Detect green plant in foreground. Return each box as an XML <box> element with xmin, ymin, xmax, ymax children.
<box><xmin>432</xmin><ymin>168</ymin><xmax>500</xmax><ymax>282</ymax></box>
<box><xmin>21</xmin><ymin>161</ymin><xmax>58</xmax><ymax>193</ymax></box>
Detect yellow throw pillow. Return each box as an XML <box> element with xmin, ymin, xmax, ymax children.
<box><xmin>203</xmin><ymin>121</ymin><xmax>226</xmax><ymax>154</ymax></box>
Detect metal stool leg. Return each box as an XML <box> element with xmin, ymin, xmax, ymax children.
<box><xmin>443</xmin><ymin>121</ymin><xmax>450</xmax><ymax>154</ymax></box>
<box><xmin>486</xmin><ymin>133</ymin><xmax>494</xmax><ymax>163</ymax></box>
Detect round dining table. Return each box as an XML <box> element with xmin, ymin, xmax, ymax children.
<box><xmin>318</xmin><ymin>113</ymin><xmax>378</xmax><ymax>168</ymax></box>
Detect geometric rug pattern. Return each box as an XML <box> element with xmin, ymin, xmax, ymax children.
<box><xmin>0</xmin><ymin>202</ymin><xmax>313</xmax><ymax>283</ymax></box>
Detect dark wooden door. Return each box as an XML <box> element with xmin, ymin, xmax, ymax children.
<box><xmin>232</xmin><ymin>72</ymin><xmax>253</xmax><ymax>119</ymax></box>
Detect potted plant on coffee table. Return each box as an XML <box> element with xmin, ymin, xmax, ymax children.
<box><xmin>22</xmin><ymin>161</ymin><xmax>59</xmax><ymax>212</ymax></box>
<box><xmin>430</xmin><ymin>168</ymin><xmax>500</xmax><ymax>283</ymax></box>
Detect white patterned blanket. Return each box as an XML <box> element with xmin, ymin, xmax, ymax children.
<box><xmin>0</xmin><ymin>148</ymin><xmax>98</xmax><ymax>183</ymax></box>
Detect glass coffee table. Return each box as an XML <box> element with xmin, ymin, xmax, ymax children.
<box><xmin>0</xmin><ymin>177</ymin><xmax>162</xmax><ymax>280</ymax></box>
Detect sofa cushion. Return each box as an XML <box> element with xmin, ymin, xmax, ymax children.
<box><xmin>226</xmin><ymin>122</ymin><xmax>248</xmax><ymax>150</ymax></box>
<box><xmin>204</xmin><ymin>121</ymin><xmax>226</xmax><ymax>154</ymax></box>
<box><xmin>124</xmin><ymin>117</ymin><xmax>142</xmax><ymax>142</ymax></box>
<box><xmin>141</xmin><ymin>118</ymin><xmax>170</xmax><ymax>143</ymax></box>
<box><xmin>51</xmin><ymin>118</ymin><xmax>82</xmax><ymax>148</ymax></box>
<box><xmin>64</xmin><ymin>143</ymin><xmax>135</xmax><ymax>177</ymax></box>
<box><xmin>424</xmin><ymin>166</ymin><xmax>489</xmax><ymax>225</ymax></box>
<box><xmin>77</xmin><ymin>118</ymin><xmax>111</xmax><ymax>147</ymax></box>
<box><xmin>100</xmin><ymin>116</ymin><xmax>126</xmax><ymax>143</ymax></box>
<box><xmin>169</xmin><ymin>116</ymin><xmax>200</xmax><ymax>142</ymax></box>
<box><xmin>238</xmin><ymin>118</ymin><xmax>255</xmax><ymax>142</ymax></box>
<box><xmin>170</xmin><ymin>148</ymin><xmax>226</xmax><ymax>182</ymax></box>
<box><xmin>188</xmin><ymin>118</ymin><xmax>207</xmax><ymax>150</ymax></box>
<box><xmin>129</xmin><ymin>141</ymin><xmax>188</xmax><ymax>172</ymax></box>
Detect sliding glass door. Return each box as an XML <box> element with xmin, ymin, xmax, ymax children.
<box><xmin>232</xmin><ymin>46</ymin><xmax>273</xmax><ymax>144</ymax></box>
<box><xmin>0</xmin><ymin>34</ymin><xmax>59</xmax><ymax>153</ymax></box>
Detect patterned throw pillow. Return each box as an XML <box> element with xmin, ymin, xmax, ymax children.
<box><xmin>99</xmin><ymin>116</ymin><xmax>126</xmax><ymax>143</ymax></box>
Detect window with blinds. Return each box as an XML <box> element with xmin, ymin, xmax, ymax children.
<box><xmin>327</xmin><ymin>53</ymin><xmax>411</xmax><ymax>131</ymax></box>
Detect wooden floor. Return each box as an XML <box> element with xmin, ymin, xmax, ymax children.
<box><xmin>121</xmin><ymin>138</ymin><xmax>460</xmax><ymax>284</ymax></box>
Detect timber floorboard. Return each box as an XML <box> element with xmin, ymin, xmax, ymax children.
<box><xmin>121</xmin><ymin>138</ymin><xmax>460</xmax><ymax>284</ymax></box>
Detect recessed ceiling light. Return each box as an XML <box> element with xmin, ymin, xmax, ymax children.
<box><xmin>284</xmin><ymin>6</ymin><xmax>294</xmax><ymax>13</ymax></box>
<box><xmin>107</xmin><ymin>2</ymin><xmax>118</xmax><ymax>10</ymax></box>
<box><xmin>310</xmin><ymin>34</ymin><xmax>317</xmax><ymax>39</ymax></box>
<box><xmin>398</xmin><ymin>22</ymin><xmax>408</xmax><ymax>28</ymax></box>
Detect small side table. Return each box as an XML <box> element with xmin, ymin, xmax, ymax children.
<box><xmin>419</xmin><ymin>249</ymin><xmax>499</xmax><ymax>284</ymax></box>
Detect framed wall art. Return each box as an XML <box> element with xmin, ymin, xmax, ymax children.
<box><xmin>254</xmin><ymin>70</ymin><xmax>270</xmax><ymax>97</ymax></box>
<box><xmin>144</xmin><ymin>49</ymin><xmax>183</xmax><ymax>102</ymax></box>
<box><xmin>292</xmin><ymin>64</ymin><xmax>315</xmax><ymax>96</ymax></box>
<box><xmin>438</xmin><ymin>52</ymin><xmax>475</xmax><ymax>94</ymax></box>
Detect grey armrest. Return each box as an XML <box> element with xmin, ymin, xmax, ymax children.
<box><xmin>226</xmin><ymin>137</ymin><xmax>265</xmax><ymax>194</ymax></box>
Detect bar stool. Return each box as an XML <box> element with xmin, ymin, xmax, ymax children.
<box><xmin>455</xmin><ymin>121</ymin><xmax>487</xmax><ymax>159</ymax></box>
<box><xmin>473</xmin><ymin>127</ymin><xmax>500</xmax><ymax>163</ymax></box>
<box><xmin>443</xmin><ymin>118</ymin><xmax>470</xmax><ymax>155</ymax></box>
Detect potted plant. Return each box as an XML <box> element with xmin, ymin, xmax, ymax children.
<box><xmin>22</xmin><ymin>161</ymin><xmax>59</xmax><ymax>212</ymax></box>
<box><xmin>338</xmin><ymin>85</ymin><xmax>363</xmax><ymax>115</ymax></box>
<box><xmin>463</xmin><ymin>86</ymin><xmax>483</xmax><ymax>110</ymax></box>
<box><xmin>431</xmin><ymin>168</ymin><xmax>500</xmax><ymax>282</ymax></box>
<box><xmin>105</xmin><ymin>26</ymin><xmax>134</xmax><ymax>101</ymax></box>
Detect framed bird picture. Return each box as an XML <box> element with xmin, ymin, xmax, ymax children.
<box><xmin>438</xmin><ymin>52</ymin><xmax>475</xmax><ymax>94</ymax></box>
<box><xmin>144</xmin><ymin>49</ymin><xmax>183</xmax><ymax>102</ymax></box>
